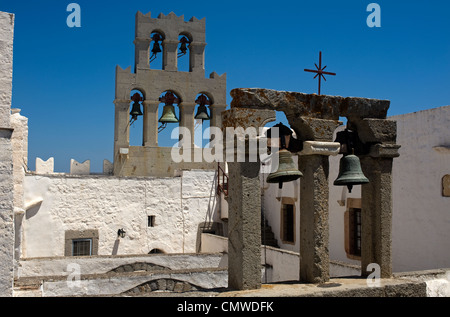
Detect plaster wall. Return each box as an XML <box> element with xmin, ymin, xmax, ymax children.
<box><xmin>327</xmin><ymin>106</ymin><xmax>450</xmax><ymax>273</ymax></box>
<box><xmin>22</xmin><ymin>170</ymin><xmax>219</xmax><ymax>258</ymax></box>
<box><xmin>0</xmin><ymin>10</ymin><xmax>15</xmax><ymax>296</ymax></box>
<box><xmin>390</xmin><ymin>106</ymin><xmax>450</xmax><ymax>272</ymax></box>
<box><xmin>261</xmin><ymin>156</ymin><xmax>301</xmax><ymax>253</ymax></box>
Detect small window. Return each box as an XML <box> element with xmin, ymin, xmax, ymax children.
<box><xmin>64</xmin><ymin>229</ymin><xmax>98</xmax><ymax>256</ymax></box>
<box><xmin>281</xmin><ymin>204</ymin><xmax>295</xmax><ymax>244</ymax></box>
<box><xmin>148</xmin><ymin>216</ymin><xmax>156</xmax><ymax>227</ymax></box>
<box><xmin>72</xmin><ymin>239</ymin><xmax>92</xmax><ymax>256</ymax></box>
<box><xmin>344</xmin><ymin>198</ymin><xmax>362</xmax><ymax>260</ymax></box>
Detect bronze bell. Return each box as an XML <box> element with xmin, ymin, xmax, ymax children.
<box><xmin>159</xmin><ymin>105</ymin><xmax>179</xmax><ymax>123</ymax></box>
<box><xmin>334</xmin><ymin>153</ymin><xmax>369</xmax><ymax>193</ymax></box>
<box><xmin>129</xmin><ymin>102</ymin><xmax>143</xmax><ymax>121</ymax></box>
<box><xmin>194</xmin><ymin>104</ymin><xmax>210</xmax><ymax>120</ymax></box>
<box><xmin>267</xmin><ymin>149</ymin><xmax>303</xmax><ymax>188</ymax></box>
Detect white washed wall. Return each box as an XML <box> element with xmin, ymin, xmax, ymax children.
<box><xmin>391</xmin><ymin>106</ymin><xmax>450</xmax><ymax>272</ymax></box>
<box><xmin>22</xmin><ymin>170</ymin><xmax>218</xmax><ymax>258</ymax></box>
<box><xmin>328</xmin><ymin>106</ymin><xmax>450</xmax><ymax>273</ymax></box>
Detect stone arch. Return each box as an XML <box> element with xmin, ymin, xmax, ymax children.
<box><xmin>150</xmin><ymin>30</ymin><xmax>165</xmax><ymax>69</ymax></box>
<box><xmin>158</xmin><ymin>90</ymin><xmax>182</xmax><ymax>147</ymax></box>
<box><xmin>123</xmin><ymin>278</ymin><xmax>207</xmax><ymax>294</ymax></box>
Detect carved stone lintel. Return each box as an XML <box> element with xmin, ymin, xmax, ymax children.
<box><xmin>299</xmin><ymin>141</ymin><xmax>340</xmax><ymax>156</ymax></box>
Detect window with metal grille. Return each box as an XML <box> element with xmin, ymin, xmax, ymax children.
<box><xmin>72</xmin><ymin>239</ymin><xmax>92</xmax><ymax>256</ymax></box>
<box><xmin>282</xmin><ymin>204</ymin><xmax>295</xmax><ymax>243</ymax></box>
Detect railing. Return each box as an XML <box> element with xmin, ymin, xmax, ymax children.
<box><xmin>217</xmin><ymin>162</ymin><xmax>228</xmax><ymax>196</ymax></box>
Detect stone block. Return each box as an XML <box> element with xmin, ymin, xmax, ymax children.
<box><xmin>230</xmin><ymin>88</ymin><xmax>390</xmax><ymax>120</ymax></box>
<box><xmin>70</xmin><ymin>159</ymin><xmax>90</xmax><ymax>175</ymax></box>
<box><xmin>353</xmin><ymin>118</ymin><xmax>397</xmax><ymax>143</ymax></box>
<box><xmin>36</xmin><ymin>157</ymin><xmax>54</xmax><ymax>174</ymax></box>
<box><xmin>369</xmin><ymin>143</ymin><xmax>401</xmax><ymax>158</ymax></box>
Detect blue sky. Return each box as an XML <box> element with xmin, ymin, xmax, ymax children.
<box><xmin>1</xmin><ymin>0</ymin><xmax>449</xmax><ymax>172</ymax></box>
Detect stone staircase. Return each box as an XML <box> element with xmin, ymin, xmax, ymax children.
<box><xmin>261</xmin><ymin>218</ymin><xmax>279</xmax><ymax>248</ymax></box>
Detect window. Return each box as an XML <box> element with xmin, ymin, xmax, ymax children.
<box><xmin>148</xmin><ymin>215</ymin><xmax>156</xmax><ymax>227</ymax></box>
<box><xmin>72</xmin><ymin>239</ymin><xmax>92</xmax><ymax>256</ymax></box>
<box><xmin>64</xmin><ymin>230</ymin><xmax>99</xmax><ymax>256</ymax></box>
<box><xmin>344</xmin><ymin>198</ymin><xmax>362</xmax><ymax>259</ymax></box>
<box><xmin>281</xmin><ymin>203</ymin><xmax>295</xmax><ymax>244</ymax></box>
<box><xmin>350</xmin><ymin>208</ymin><xmax>362</xmax><ymax>256</ymax></box>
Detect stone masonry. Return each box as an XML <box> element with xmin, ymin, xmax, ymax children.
<box><xmin>114</xmin><ymin>12</ymin><xmax>227</xmax><ymax>177</ymax></box>
<box><xmin>230</xmin><ymin>88</ymin><xmax>400</xmax><ymax>285</ymax></box>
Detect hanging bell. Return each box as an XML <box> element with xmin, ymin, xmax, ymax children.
<box><xmin>266</xmin><ymin>149</ymin><xmax>303</xmax><ymax>189</ymax></box>
<box><xmin>194</xmin><ymin>104</ymin><xmax>210</xmax><ymax>120</ymax></box>
<box><xmin>129</xmin><ymin>101</ymin><xmax>143</xmax><ymax>121</ymax></box>
<box><xmin>178</xmin><ymin>36</ymin><xmax>189</xmax><ymax>56</ymax></box>
<box><xmin>333</xmin><ymin>153</ymin><xmax>369</xmax><ymax>193</ymax></box>
<box><xmin>159</xmin><ymin>105</ymin><xmax>179</xmax><ymax>123</ymax></box>
<box><xmin>151</xmin><ymin>34</ymin><xmax>162</xmax><ymax>54</ymax></box>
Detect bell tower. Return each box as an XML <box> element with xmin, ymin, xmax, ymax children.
<box><xmin>113</xmin><ymin>11</ymin><xmax>227</xmax><ymax>177</ymax></box>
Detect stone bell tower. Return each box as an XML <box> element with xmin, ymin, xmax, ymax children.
<box><xmin>113</xmin><ymin>11</ymin><xmax>227</xmax><ymax>177</ymax></box>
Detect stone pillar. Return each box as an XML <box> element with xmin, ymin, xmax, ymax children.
<box><xmin>134</xmin><ymin>38</ymin><xmax>150</xmax><ymax>71</ymax></box>
<box><xmin>143</xmin><ymin>100</ymin><xmax>159</xmax><ymax>147</ymax></box>
<box><xmin>162</xmin><ymin>40</ymin><xmax>178</xmax><ymax>72</ymax></box>
<box><xmin>0</xmin><ymin>10</ymin><xmax>15</xmax><ymax>296</ymax></box>
<box><xmin>179</xmin><ymin>102</ymin><xmax>196</xmax><ymax>148</ymax></box>
<box><xmin>360</xmin><ymin>144</ymin><xmax>400</xmax><ymax>278</ymax></box>
<box><xmin>291</xmin><ymin>117</ymin><xmax>340</xmax><ymax>284</ymax></box>
<box><xmin>352</xmin><ymin>118</ymin><xmax>400</xmax><ymax>278</ymax></box>
<box><xmin>189</xmin><ymin>42</ymin><xmax>206</xmax><ymax>75</ymax></box>
<box><xmin>209</xmin><ymin>103</ymin><xmax>227</xmax><ymax>130</ymax></box>
<box><xmin>222</xmin><ymin>108</ymin><xmax>276</xmax><ymax>290</ymax></box>
<box><xmin>113</xmin><ymin>100</ymin><xmax>130</xmax><ymax>175</ymax></box>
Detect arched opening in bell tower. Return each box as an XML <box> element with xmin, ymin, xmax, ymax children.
<box><xmin>129</xmin><ymin>89</ymin><xmax>145</xmax><ymax>146</ymax></box>
<box><xmin>158</xmin><ymin>90</ymin><xmax>181</xmax><ymax>148</ymax></box>
<box><xmin>149</xmin><ymin>31</ymin><xmax>164</xmax><ymax>70</ymax></box>
<box><xmin>177</xmin><ymin>33</ymin><xmax>192</xmax><ymax>72</ymax></box>
<box><xmin>194</xmin><ymin>93</ymin><xmax>212</xmax><ymax>148</ymax></box>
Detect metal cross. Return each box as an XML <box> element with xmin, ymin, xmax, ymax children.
<box><xmin>304</xmin><ymin>51</ymin><xmax>336</xmax><ymax>95</ymax></box>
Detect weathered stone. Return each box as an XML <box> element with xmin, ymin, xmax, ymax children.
<box><xmin>157</xmin><ymin>278</ymin><xmax>166</xmax><ymax>290</ymax></box>
<box><xmin>174</xmin><ymin>282</ymin><xmax>184</xmax><ymax>292</ymax></box>
<box><xmin>352</xmin><ymin>118</ymin><xmax>397</xmax><ymax>143</ymax></box>
<box><xmin>298</xmin><ymin>154</ymin><xmax>330</xmax><ymax>283</ymax></box>
<box><xmin>289</xmin><ymin>117</ymin><xmax>341</xmax><ymax>141</ymax></box>
<box><xmin>360</xmin><ymin>157</ymin><xmax>394</xmax><ymax>278</ymax></box>
<box><xmin>230</xmin><ymin>88</ymin><xmax>390</xmax><ymax>120</ymax></box>
<box><xmin>369</xmin><ymin>143</ymin><xmax>401</xmax><ymax>158</ymax></box>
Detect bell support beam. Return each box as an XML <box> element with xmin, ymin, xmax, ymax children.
<box><xmin>222</xmin><ymin>108</ymin><xmax>276</xmax><ymax>290</ymax></box>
